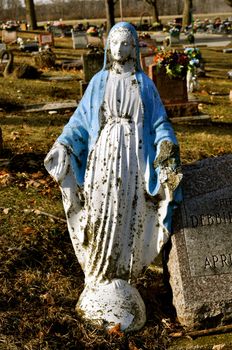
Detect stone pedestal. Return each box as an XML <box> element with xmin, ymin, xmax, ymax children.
<box><xmin>167</xmin><ymin>154</ymin><xmax>232</xmax><ymax>329</ymax></box>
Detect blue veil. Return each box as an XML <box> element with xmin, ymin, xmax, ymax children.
<box><xmin>57</xmin><ymin>22</ymin><xmax>182</xmax><ymax>233</ymax></box>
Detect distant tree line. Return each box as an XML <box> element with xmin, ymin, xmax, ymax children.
<box><xmin>0</xmin><ymin>0</ymin><xmax>231</xmax><ymax>24</ymax></box>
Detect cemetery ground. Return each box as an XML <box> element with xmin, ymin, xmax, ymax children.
<box><xmin>0</xmin><ymin>34</ymin><xmax>232</xmax><ymax>349</ymax></box>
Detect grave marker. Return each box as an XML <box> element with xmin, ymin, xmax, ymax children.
<box><xmin>38</xmin><ymin>32</ymin><xmax>54</xmax><ymax>47</ymax></box>
<box><xmin>2</xmin><ymin>30</ymin><xmax>17</xmax><ymax>44</ymax></box>
<box><xmin>148</xmin><ymin>65</ymin><xmax>188</xmax><ymax>104</ymax></box>
<box><xmin>0</xmin><ymin>43</ymin><xmax>6</xmax><ymax>51</ymax></box>
<box><xmin>167</xmin><ymin>154</ymin><xmax>232</xmax><ymax>329</ymax></box>
<box><xmin>82</xmin><ymin>52</ymin><xmax>104</xmax><ymax>83</ymax></box>
<box><xmin>169</xmin><ymin>30</ymin><xmax>180</xmax><ymax>46</ymax></box>
<box><xmin>72</xmin><ymin>30</ymin><xmax>88</xmax><ymax>49</ymax></box>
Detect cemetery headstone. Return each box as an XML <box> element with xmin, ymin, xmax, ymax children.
<box><xmin>140</xmin><ymin>52</ymin><xmax>156</xmax><ymax>74</ymax></box>
<box><xmin>148</xmin><ymin>65</ymin><xmax>188</xmax><ymax>104</ymax></box>
<box><xmin>0</xmin><ymin>43</ymin><xmax>6</xmax><ymax>51</ymax></box>
<box><xmin>169</xmin><ymin>28</ymin><xmax>180</xmax><ymax>46</ymax></box>
<box><xmin>81</xmin><ymin>51</ymin><xmax>104</xmax><ymax>95</ymax></box>
<box><xmin>38</xmin><ymin>33</ymin><xmax>54</xmax><ymax>47</ymax></box>
<box><xmin>167</xmin><ymin>154</ymin><xmax>232</xmax><ymax>329</ymax></box>
<box><xmin>20</xmin><ymin>23</ymin><xmax>27</xmax><ymax>31</ymax></box>
<box><xmin>86</xmin><ymin>34</ymin><xmax>102</xmax><ymax>47</ymax></box>
<box><xmin>71</xmin><ymin>30</ymin><xmax>88</xmax><ymax>49</ymax></box>
<box><xmin>50</xmin><ymin>26</ymin><xmax>63</xmax><ymax>37</ymax></box>
<box><xmin>82</xmin><ymin>52</ymin><xmax>104</xmax><ymax>83</ymax></box>
<box><xmin>2</xmin><ymin>30</ymin><xmax>17</xmax><ymax>44</ymax></box>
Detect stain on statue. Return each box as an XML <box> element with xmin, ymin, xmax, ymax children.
<box><xmin>44</xmin><ymin>22</ymin><xmax>182</xmax><ymax>332</ymax></box>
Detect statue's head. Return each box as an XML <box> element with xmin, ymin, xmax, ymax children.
<box><xmin>104</xmin><ymin>22</ymin><xmax>142</xmax><ymax>71</ymax></box>
<box><xmin>108</xmin><ymin>26</ymin><xmax>136</xmax><ymax>64</ymax></box>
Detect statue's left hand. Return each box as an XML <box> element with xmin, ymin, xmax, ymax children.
<box><xmin>153</xmin><ymin>140</ymin><xmax>182</xmax><ymax>194</ymax></box>
<box><xmin>44</xmin><ymin>142</ymin><xmax>69</xmax><ymax>182</ymax></box>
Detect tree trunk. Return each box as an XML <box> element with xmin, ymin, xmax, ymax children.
<box><xmin>25</xmin><ymin>0</ymin><xmax>37</xmax><ymax>30</ymax></box>
<box><xmin>151</xmin><ymin>0</ymin><xmax>159</xmax><ymax>23</ymax></box>
<box><xmin>144</xmin><ymin>0</ymin><xmax>159</xmax><ymax>23</ymax></box>
<box><xmin>182</xmin><ymin>0</ymin><xmax>193</xmax><ymax>28</ymax></box>
<box><xmin>105</xmin><ymin>0</ymin><xmax>115</xmax><ymax>34</ymax></box>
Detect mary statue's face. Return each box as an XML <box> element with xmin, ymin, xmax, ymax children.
<box><xmin>109</xmin><ymin>28</ymin><xmax>135</xmax><ymax>63</ymax></box>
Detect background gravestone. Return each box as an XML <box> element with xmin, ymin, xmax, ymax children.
<box><xmin>80</xmin><ymin>52</ymin><xmax>104</xmax><ymax>96</ymax></box>
<box><xmin>71</xmin><ymin>31</ymin><xmax>88</xmax><ymax>49</ymax></box>
<box><xmin>167</xmin><ymin>154</ymin><xmax>232</xmax><ymax>329</ymax></box>
<box><xmin>82</xmin><ymin>52</ymin><xmax>104</xmax><ymax>83</ymax></box>
<box><xmin>2</xmin><ymin>30</ymin><xmax>17</xmax><ymax>44</ymax></box>
<box><xmin>0</xmin><ymin>43</ymin><xmax>6</xmax><ymax>51</ymax></box>
<box><xmin>38</xmin><ymin>33</ymin><xmax>54</xmax><ymax>47</ymax></box>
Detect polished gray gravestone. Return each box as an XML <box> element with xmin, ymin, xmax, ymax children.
<box><xmin>168</xmin><ymin>154</ymin><xmax>232</xmax><ymax>329</ymax></box>
<box><xmin>71</xmin><ymin>30</ymin><xmax>88</xmax><ymax>49</ymax></box>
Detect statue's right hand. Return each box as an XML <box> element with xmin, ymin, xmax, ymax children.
<box><xmin>44</xmin><ymin>143</ymin><xmax>69</xmax><ymax>182</ymax></box>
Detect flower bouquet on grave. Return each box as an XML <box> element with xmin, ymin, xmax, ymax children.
<box><xmin>184</xmin><ymin>47</ymin><xmax>202</xmax><ymax>73</ymax></box>
<box><xmin>153</xmin><ymin>49</ymin><xmax>189</xmax><ymax>79</ymax></box>
<box><xmin>150</xmin><ymin>49</ymin><xmax>189</xmax><ymax>103</ymax></box>
<box><xmin>184</xmin><ymin>47</ymin><xmax>203</xmax><ymax>92</ymax></box>
<box><xmin>86</xmin><ymin>26</ymin><xmax>99</xmax><ymax>37</ymax></box>
<box><xmin>169</xmin><ymin>26</ymin><xmax>180</xmax><ymax>37</ymax></box>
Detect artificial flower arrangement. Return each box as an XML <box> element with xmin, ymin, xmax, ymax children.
<box><xmin>153</xmin><ymin>48</ymin><xmax>202</xmax><ymax>79</ymax></box>
<box><xmin>86</xmin><ymin>26</ymin><xmax>99</xmax><ymax>36</ymax></box>
<box><xmin>153</xmin><ymin>49</ymin><xmax>189</xmax><ymax>79</ymax></box>
<box><xmin>184</xmin><ymin>47</ymin><xmax>202</xmax><ymax>72</ymax></box>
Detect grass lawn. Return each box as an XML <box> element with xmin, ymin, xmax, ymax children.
<box><xmin>0</xmin><ymin>34</ymin><xmax>232</xmax><ymax>349</ymax></box>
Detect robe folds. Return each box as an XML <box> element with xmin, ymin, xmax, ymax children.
<box><xmin>44</xmin><ymin>22</ymin><xmax>182</xmax><ymax>285</ymax></box>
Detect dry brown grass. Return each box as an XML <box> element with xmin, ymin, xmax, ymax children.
<box><xmin>0</xmin><ymin>36</ymin><xmax>231</xmax><ymax>349</ymax></box>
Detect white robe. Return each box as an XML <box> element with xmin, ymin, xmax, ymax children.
<box><xmin>45</xmin><ymin>71</ymin><xmax>170</xmax><ymax>286</ymax></box>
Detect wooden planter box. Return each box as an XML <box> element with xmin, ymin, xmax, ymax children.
<box><xmin>148</xmin><ymin>64</ymin><xmax>188</xmax><ymax>104</ymax></box>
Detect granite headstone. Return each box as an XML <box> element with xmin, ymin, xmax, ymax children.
<box><xmin>80</xmin><ymin>51</ymin><xmax>104</xmax><ymax>96</ymax></box>
<box><xmin>169</xmin><ymin>31</ymin><xmax>180</xmax><ymax>46</ymax></box>
<box><xmin>2</xmin><ymin>30</ymin><xmax>17</xmax><ymax>44</ymax></box>
<box><xmin>82</xmin><ymin>52</ymin><xmax>104</xmax><ymax>83</ymax></box>
<box><xmin>38</xmin><ymin>33</ymin><xmax>54</xmax><ymax>47</ymax></box>
<box><xmin>71</xmin><ymin>30</ymin><xmax>88</xmax><ymax>49</ymax></box>
<box><xmin>167</xmin><ymin>154</ymin><xmax>232</xmax><ymax>329</ymax></box>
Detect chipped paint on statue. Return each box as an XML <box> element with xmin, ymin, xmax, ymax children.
<box><xmin>44</xmin><ymin>22</ymin><xmax>182</xmax><ymax>332</ymax></box>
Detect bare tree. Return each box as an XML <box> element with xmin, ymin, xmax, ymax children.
<box><xmin>144</xmin><ymin>0</ymin><xmax>159</xmax><ymax>23</ymax></box>
<box><xmin>182</xmin><ymin>0</ymin><xmax>193</xmax><ymax>28</ymax></box>
<box><xmin>0</xmin><ymin>0</ymin><xmax>5</xmax><ymax>13</ymax></box>
<box><xmin>225</xmin><ymin>0</ymin><xmax>232</xmax><ymax>6</ymax></box>
<box><xmin>25</xmin><ymin>0</ymin><xmax>37</xmax><ymax>30</ymax></box>
<box><xmin>105</xmin><ymin>0</ymin><xmax>116</xmax><ymax>33</ymax></box>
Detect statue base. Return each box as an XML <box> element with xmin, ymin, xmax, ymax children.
<box><xmin>76</xmin><ymin>279</ymin><xmax>146</xmax><ymax>332</ymax></box>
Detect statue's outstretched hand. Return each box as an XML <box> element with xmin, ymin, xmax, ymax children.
<box><xmin>44</xmin><ymin>142</ymin><xmax>69</xmax><ymax>182</ymax></box>
<box><xmin>153</xmin><ymin>140</ymin><xmax>179</xmax><ymax>169</ymax></box>
<box><xmin>154</xmin><ymin>140</ymin><xmax>182</xmax><ymax>193</ymax></box>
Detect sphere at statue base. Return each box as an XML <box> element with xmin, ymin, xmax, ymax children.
<box><xmin>76</xmin><ymin>279</ymin><xmax>146</xmax><ymax>332</ymax></box>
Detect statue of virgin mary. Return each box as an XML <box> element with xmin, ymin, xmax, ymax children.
<box><xmin>44</xmin><ymin>22</ymin><xmax>182</xmax><ymax>332</ymax></box>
